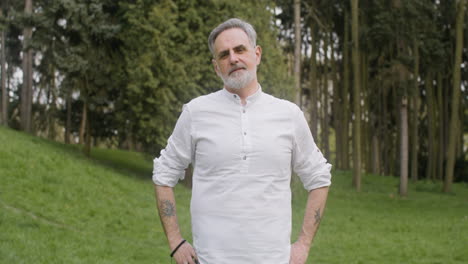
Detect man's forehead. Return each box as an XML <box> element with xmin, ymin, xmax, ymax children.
<box><xmin>213</xmin><ymin>28</ymin><xmax>252</xmax><ymax>52</ymax></box>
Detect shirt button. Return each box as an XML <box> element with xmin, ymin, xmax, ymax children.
<box><xmin>242</xmin><ymin>109</ymin><xmax>246</xmax><ymax>113</ymax></box>
<box><xmin>233</xmin><ymin>95</ymin><xmax>237</xmax><ymax>98</ymax></box>
<box><xmin>243</xmin><ymin>156</ymin><xmax>247</xmax><ymax>160</ymax></box>
<box><xmin>243</xmin><ymin>132</ymin><xmax>247</xmax><ymax>136</ymax></box>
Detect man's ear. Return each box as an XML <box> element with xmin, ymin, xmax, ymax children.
<box><xmin>212</xmin><ymin>59</ymin><xmax>220</xmax><ymax>74</ymax></box>
<box><xmin>255</xmin><ymin>45</ymin><xmax>262</xmax><ymax>66</ymax></box>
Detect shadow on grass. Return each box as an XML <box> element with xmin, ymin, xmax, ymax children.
<box><xmin>88</xmin><ymin>147</ymin><xmax>154</xmax><ymax>180</ymax></box>
<box><xmin>16</xmin><ymin>130</ymin><xmax>154</xmax><ymax>181</ymax></box>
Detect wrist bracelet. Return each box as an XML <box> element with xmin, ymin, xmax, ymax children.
<box><xmin>170</xmin><ymin>239</ymin><xmax>186</xmax><ymax>257</ymax></box>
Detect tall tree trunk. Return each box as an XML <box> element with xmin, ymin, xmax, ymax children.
<box><xmin>426</xmin><ymin>73</ymin><xmax>436</xmax><ymax>180</ymax></box>
<box><xmin>79</xmin><ymin>101</ymin><xmax>87</xmax><ymax>145</ymax></box>
<box><xmin>317</xmin><ymin>62</ymin><xmax>322</xmax><ymax>147</ymax></box>
<box><xmin>436</xmin><ymin>72</ymin><xmax>444</xmax><ymax>180</ymax></box>
<box><xmin>331</xmin><ymin>32</ymin><xmax>341</xmax><ymax>168</ymax></box>
<box><xmin>65</xmin><ymin>87</ymin><xmax>72</xmax><ymax>144</ymax></box>
<box><xmin>309</xmin><ymin>23</ymin><xmax>318</xmax><ymax>140</ymax></box>
<box><xmin>399</xmin><ymin>97</ymin><xmax>409</xmax><ymax>196</ymax></box>
<box><xmin>371</xmin><ymin>134</ymin><xmax>380</xmax><ymax>174</ymax></box>
<box><xmin>382</xmin><ymin>80</ymin><xmax>389</xmax><ymax>176</ymax></box>
<box><xmin>294</xmin><ymin>0</ymin><xmax>302</xmax><ymax>107</ymax></box>
<box><xmin>351</xmin><ymin>0</ymin><xmax>361</xmax><ymax>190</ymax></box>
<box><xmin>444</xmin><ymin>0</ymin><xmax>466</xmax><ymax>192</ymax></box>
<box><xmin>84</xmin><ymin>113</ymin><xmax>91</xmax><ymax>157</ymax></box>
<box><xmin>391</xmin><ymin>85</ymin><xmax>398</xmax><ymax>178</ymax></box>
<box><xmin>341</xmin><ymin>11</ymin><xmax>350</xmax><ymax>170</ymax></box>
<box><xmin>322</xmin><ymin>32</ymin><xmax>330</xmax><ymax>160</ymax></box>
<box><xmin>410</xmin><ymin>38</ymin><xmax>420</xmax><ymax>181</ymax></box>
<box><xmin>21</xmin><ymin>0</ymin><xmax>33</xmax><ymax>133</ymax></box>
<box><xmin>48</xmin><ymin>65</ymin><xmax>57</xmax><ymax>140</ymax></box>
<box><xmin>361</xmin><ymin>53</ymin><xmax>369</xmax><ymax>173</ymax></box>
<box><xmin>1</xmin><ymin>8</ymin><xmax>7</xmax><ymax>126</ymax></box>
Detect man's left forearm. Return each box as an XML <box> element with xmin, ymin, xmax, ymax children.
<box><xmin>296</xmin><ymin>186</ymin><xmax>329</xmax><ymax>248</ymax></box>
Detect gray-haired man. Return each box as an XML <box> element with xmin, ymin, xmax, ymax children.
<box><xmin>153</xmin><ymin>18</ymin><xmax>331</xmax><ymax>264</ymax></box>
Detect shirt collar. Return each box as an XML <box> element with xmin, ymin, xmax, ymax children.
<box><xmin>221</xmin><ymin>84</ymin><xmax>263</xmax><ymax>106</ymax></box>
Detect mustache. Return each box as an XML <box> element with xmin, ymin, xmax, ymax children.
<box><xmin>228</xmin><ymin>65</ymin><xmax>246</xmax><ymax>75</ymax></box>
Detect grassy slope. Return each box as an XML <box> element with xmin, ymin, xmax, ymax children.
<box><xmin>1</xmin><ymin>126</ymin><xmax>467</xmax><ymax>263</ymax></box>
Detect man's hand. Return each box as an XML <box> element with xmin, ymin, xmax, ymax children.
<box><xmin>172</xmin><ymin>241</ymin><xmax>199</xmax><ymax>264</ymax></box>
<box><xmin>289</xmin><ymin>240</ymin><xmax>310</xmax><ymax>264</ymax></box>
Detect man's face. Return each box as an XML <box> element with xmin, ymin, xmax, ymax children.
<box><xmin>212</xmin><ymin>28</ymin><xmax>262</xmax><ymax>90</ymax></box>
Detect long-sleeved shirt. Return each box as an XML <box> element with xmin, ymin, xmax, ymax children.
<box><xmin>153</xmin><ymin>86</ymin><xmax>332</xmax><ymax>264</ymax></box>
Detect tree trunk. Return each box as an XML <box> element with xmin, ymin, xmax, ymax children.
<box><xmin>322</xmin><ymin>32</ymin><xmax>330</xmax><ymax>160</ymax></box>
<box><xmin>331</xmin><ymin>36</ymin><xmax>341</xmax><ymax>168</ymax></box>
<box><xmin>436</xmin><ymin>72</ymin><xmax>444</xmax><ymax>180</ymax></box>
<box><xmin>48</xmin><ymin>65</ymin><xmax>57</xmax><ymax>140</ymax></box>
<box><xmin>444</xmin><ymin>0</ymin><xmax>466</xmax><ymax>192</ymax></box>
<box><xmin>382</xmin><ymin>81</ymin><xmax>389</xmax><ymax>176</ymax></box>
<box><xmin>426</xmin><ymin>73</ymin><xmax>436</xmax><ymax>180</ymax></box>
<box><xmin>399</xmin><ymin>97</ymin><xmax>409</xmax><ymax>196</ymax></box>
<box><xmin>341</xmin><ymin>10</ymin><xmax>350</xmax><ymax>170</ymax></box>
<box><xmin>1</xmin><ymin>7</ymin><xmax>7</xmax><ymax>126</ymax></box>
<box><xmin>309</xmin><ymin>23</ymin><xmax>318</xmax><ymax>141</ymax></box>
<box><xmin>65</xmin><ymin>87</ymin><xmax>72</xmax><ymax>144</ymax></box>
<box><xmin>351</xmin><ymin>0</ymin><xmax>361</xmax><ymax>190</ymax></box>
<box><xmin>79</xmin><ymin>101</ymin><xmax>87</xmax><ymax>145</ymax></box>
<box><xmin>294</xmin><ymin>0</ymin><xmax>301</xmax><ymax>107</ymax></box>
<box><xmin>410</xmin><ymin>38</ymin><xmax>420</xmax><ymax>181</ymax></box>
<box><xmin>84</xmin><ymin>113</ymin><xmax>91</xmax><ymax>157</ymax></box>
<box><xmin>21</xmin><ymin>0</ymin><xmax>33</xmax><ymax>133</ymax></box>
<box><xmin>361</xmin><ymin>53</ymin><xmax>369</xmax><ymax>173</ymax></box>
<box><xmin>371</xmin><ymin>134</ymin><xmax>380</xmax><ymax>174</ymax></box>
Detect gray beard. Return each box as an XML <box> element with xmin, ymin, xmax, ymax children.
<box><xmin>220</xmin><ymin>69</ymin><xmax>255</xmax><ymax>90</ymax></box>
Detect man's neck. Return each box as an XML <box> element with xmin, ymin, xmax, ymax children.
<box><xmin>225</xmin><ymin>80</ymin><xmax>259</xmax><ymax>105</ymax></box>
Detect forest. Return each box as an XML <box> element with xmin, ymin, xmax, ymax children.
<box><xmin>1</xmin><ymin>0</ymin><xmax>467</xmax><ymax>195</ymax></box>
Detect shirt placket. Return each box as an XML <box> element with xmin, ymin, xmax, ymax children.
<box><xmin>240</xmin><ymin>104</ymin><xmax>250</xmax><ymax>174</ymax></box>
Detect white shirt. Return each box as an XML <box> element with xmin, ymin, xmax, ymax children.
<box><xmin>153</xmin><ymin>87</ymin><xmax>331</xmax><ymax>264</ymax></box>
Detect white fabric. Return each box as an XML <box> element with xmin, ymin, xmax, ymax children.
<box><xmin>153</xmin><ymin>87</ymin><xmax>332</xmax><ymax>264</ymax></box>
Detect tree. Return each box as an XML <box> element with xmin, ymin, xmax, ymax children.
<box><xmin>444</xmin><ymin>0</ymin><xmax>466</xmax><ymax>192</ymax></box>
<box><xmin>410</xmin><ymin>37</ymin><xmax>420</xmax><ymax>181</ymax></box>
<box><xmin>309</xmin><ymin>22</ymin><xmax>319</xmax><ymax>141</ymax></box>
<box><xmin>1</xmin><ymin>5</ymin><xmax>7</xmax><ymax>126</ymax></box>
<box><xmin>20</xmin><ymin>0</ymin><xmax>33</xmax><ymax>132</ymax></box>
<box><xmin>117</xmin><ymin>0</ymin><xmax>293</xmax><ymax>153</ymax></box>
<box><xmin>351</xmin><ymin>0</ymin><xmax>361</xmax><ymax>191</ymax></box>
<box><xmin>341</xmin><ymin>8</ymin><xmax>351</xmax><ymax>170</ymax></box>
<box><xmin>294</xmin><ymin>0</ymin><xmax>301</xmax><ymax>107</ymax></box>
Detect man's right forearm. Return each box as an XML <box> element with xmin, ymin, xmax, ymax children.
<box><xmin>154</xmin><ymin>184</ymin><xmax>184</xmax><ymax>249</ymax></box>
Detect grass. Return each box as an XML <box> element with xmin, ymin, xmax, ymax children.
<box><xmin>1</xmin><ymin>126</ymin><xmax>467</xmax><ymax>263</ymax></box>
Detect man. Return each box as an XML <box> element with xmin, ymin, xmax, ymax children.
<box><xmin>153</xmin><ymin>18</ymin><xmax>331</xmax><ymax>264</ymax></box>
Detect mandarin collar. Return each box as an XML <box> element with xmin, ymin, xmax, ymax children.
<box><xmin>221</xmin><ymin>85</ymin><xmax>263</xmax><ymax>106</ymax></box>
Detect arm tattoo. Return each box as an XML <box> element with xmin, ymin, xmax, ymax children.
<box><xmin>160</xmin><ymin>200</ymin><xmax>176</xmax><ymax>217</ymax></box>
<box><xmin>314</xmin><ymin>208</ymin><xmax>321</xmax><ymax>225</ymax></box>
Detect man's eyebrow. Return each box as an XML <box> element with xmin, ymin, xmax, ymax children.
<box><xmin>233</xmin><ymin>44</ymin><xmax>247</xmax><ymax>50</ymax></box>
<box><xmin>217</xmin><ymin>49</ymin><xmax>229</xmax><ymax>59</ymax></box>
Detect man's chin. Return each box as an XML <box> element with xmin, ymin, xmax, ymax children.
<box><xmin>222</xmin><ymin>71</ymin><xmax>255</xmax><ymax>90</ymax></box>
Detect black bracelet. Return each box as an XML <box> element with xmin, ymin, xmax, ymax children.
<box><xmin>170</xmin><ymin>239</ymin><xmax>186</xmax><ymax>257</ymax></box>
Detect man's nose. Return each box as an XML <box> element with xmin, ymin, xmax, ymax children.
<box><xmin>228</xmin><ymin>51</ymin><xmax>239</xmax><ymax>64</ymax></box>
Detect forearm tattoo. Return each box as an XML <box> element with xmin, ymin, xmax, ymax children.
<box><xmin>314</xmin><ymin>208</ymin><xmax>321</xmax><ymax>225</ymax></box>
<box><xmin>160</xmin><ymin>200</ymin><xmax>176</xmax><ymax>217</ymax></box>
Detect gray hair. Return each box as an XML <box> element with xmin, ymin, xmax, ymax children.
<box><xmin>208</xmin><ymin>18</ymin><xmax>257</xmax><ymax>56</ymax></box>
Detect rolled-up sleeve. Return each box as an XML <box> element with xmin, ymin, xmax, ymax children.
<box><xmin>152</xmin><ymin>104</ymin><xmax>193</xmax><ymax>187</ymax></box>
<box><xmin>292</xmin><ymin>107</ymin><xmax>332</xmax><ymax>191</ymax></box>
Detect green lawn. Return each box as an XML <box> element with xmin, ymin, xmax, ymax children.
<box><xmin>1</xmin><ymin>126</ymin><xmax>467</xmax><ymax>263</ymax></box>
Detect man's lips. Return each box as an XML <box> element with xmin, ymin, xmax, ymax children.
<box><xmin>229</xmin><ymin>67</ymin><xmax>246</xmax><ymax>75</ymax></box>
